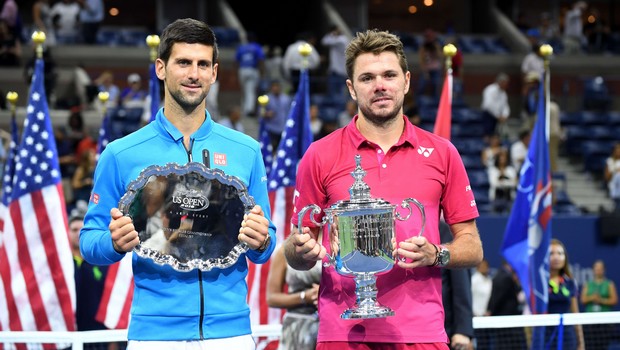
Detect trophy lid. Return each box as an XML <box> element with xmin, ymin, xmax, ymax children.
<box><xmin>327</xmin><ymin>155</ymin><xmax>394</xmax><ymax>212</ymax></box>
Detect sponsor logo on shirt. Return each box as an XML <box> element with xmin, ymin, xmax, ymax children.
<box><xmin>465</xmin><ymin>185</ymin><xmax>472</xmax><ymax>192</ymax></box>
<box><xmin>214</xmin><ymin>153</ymin><xmax>227</xmax><ymax>166</ymax></box>
<box><xmin>418</xmin><ymin>146</ymin><xmax>435</xmax><ymax>158</ymax></box>
<box><xmin>91</xmin><ymin>193</ymin><xmax>100</xmax><ymax>204</ymax></box>
<box><xmin>470</xmin><ymin>199</ymin><xmax>477</xmax><ymax>207</ymax></box>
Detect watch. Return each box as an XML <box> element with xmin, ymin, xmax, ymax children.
<box><xmin>433</xmin><ymin>244</ymin><xmax>450</xmax><ymax>267</ymax></box>
<box><xmin>256</xmin><ymin>234</ymin><xmax>271</xmax><ymax>253</ymax></box>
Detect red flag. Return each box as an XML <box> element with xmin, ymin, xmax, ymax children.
<box><xmin>433</xmin><ymin>71</ymin><xmax>453</xmax><ymax>140</ymax></box>
<box><xmin>95</xmin><ymin>252</ymin><xmax>134</xmax><ymax>329</ymax></box>
<box><xmin>0</xmin><ymin>58</ymin><xmax>76</xmax><ymax>348</ymax></box>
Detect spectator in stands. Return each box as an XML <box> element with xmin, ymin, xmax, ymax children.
<box><xmin>50</xmin><ymin>0</ymin><xmax>81</xmax><ymax>44</ymax></box>
<box><xmin>417</xmin><ymin>28</ymin><xmax>442</xmax><ymax>100</ymax></box>
<box><xmin>71</xmin><ymin>148</ymin><xmax>96</xmax><ymax>206</ymax></box>
<box><xmin>481</xmin><ymin>134</ymin><xmax>507</xmax><ymax>169</ymax></box>
<box><xmin>337</xmin><ymin>99</ymin><xmax>356</xmax><ymax>128</ymax></box>
<box><xmin>471</xmin><ymin>259</ymin><xmax>492</xmax><ymax>348</ymax></box>
<box><xmin>0</xmin><ymin>0</ymin><xmax>21</xmax><ymax>41</ymax></box>
<box><xmin>68</xmin><ymin>209</ymin><xmax>118</xmax><ymax>350</ymax></box>
<box><xmin>486</xmin><ymin>260</ymin><xmax>527</xmax><ymax>350</ymax></box>
<box><xmin>604</xmin><ymin>142</ymin><xmax>620</xmax><ymax>211</ymax></box>
<box><xmin>261</xmin><ymin>45</ymin><xmax>286</xmax><ymax>93</ymax></box>
<box><xmin>481</xmin><ymin>73</ymin><xmax>510</xmax><ymax>140</ymax></box>
<box><xmin>546</xmin><ymin>238</ymin><xmax>585</xmax><ymax>350</ymax></box>
<box><xmin>563</xmin><ymin>1</ymin><xmax>587</xmax><ymax>54</ymax></box>
<box><xmin>94</xmin><ymin>70</ymin><xmax>120</xmax><ymax>108</ymax></box>
<box><xmin>218</xmin><ymin>105</ymin><xmax>245</xmax><ymax>133</ymax></box>
<box><xmin>120</xmin><ymin>73</ymin><xmax>147</xmax><ymax>108</ymax></box>
<box><xmin>510</xmin><ymin>130</ymin><xmax>530</xmax><ymax>173</ymax></box>
<box><xmin>539</xmin><ymin>12</ymin><xmax>561</xmax><ymax>50</ymax></box>
<box><xmin>487</xmin><ymin>150</ymin><xmax>517</xmax><ymax>213</ymax></box>
<box><xmin>262</xmin><ymin>79</ymin><xmax>291</xmax><ymax>151</ymax></box>
<box><xmin>0</xmin><ymin>18</ymin><xmax>20</xmax><ymax>66</ymax></box>
<box><xmin>521</xmin><ymin>71</ymin><xmax>540</xmax><ymax>127</ymax></box>
<box><xmin>584</xmin><ymin>7</ymin><xmax>611</xmax><ymax>53</ymax></box>
<box><xmin>235</xmin><ymin>32</ymin><xmax>264</xmax><ymax>117</ymax></box>
<box><xmin>76</xmin><ymin>0</ymin><xmax>103</xmax><ymax>44</ymax></box>
<box><xmin>206</xmin><ymin>77</ymin><xmax>220</xmax><ymax>120</ymax></box>
<box><xmin>283</xmin><ymin>31</ymin><xmax>320</xmax><ymax>93</ymax></box>
<box><xmin>0</xmin><ymin>128</ymin><xmax>9</xmax><ymax>180</ymax></box>
<box><xmin>266</xmin><ymin>246</ymin><xmax>320</xmax><ymax>350</ymax></box>
<box><xmin>440</xmin><ymin>221</ymin><xmax>474</xmax><ymax>350</ymax></box>
<box><xmin>580</xmin><ymin>259</ymin><xmax>618</xmax><ymax>350</ymax></box>
<box><xmin>309</xmin><ymin>103</ymin><xmax>324</xmax><ymax>140</ymax></box>
<box><xmin>521</xmin><ymin>42</ymin><xmax>544</xmax><ymax>77</ymax></box>
<box><xmin>32</xmin><ymin>0</ymin><xmax>55</xmax><ymax>45</ymax></box>
<box><xmin>321</xmin><ymin>25</ymin><xmax>349</xmax><ymax>102</ymax></box>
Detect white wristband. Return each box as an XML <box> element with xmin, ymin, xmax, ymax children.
<box><xmin>299</xmin><ymin>290</ymin><xmax>306</xmax><ymax>304</ymax></box>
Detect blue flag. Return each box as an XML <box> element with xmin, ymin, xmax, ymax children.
<box><xmin>501</xmin><ymin>71</ymin><xmax>552</xmax><ymax>317</ymax></box>
<box><xmin>267</xmin><ymin>69</ymin><xmax>313</xmax><ymax>191</ymax></box>
<box><xmin>149</xmin><ymin>62</ymin><xmax>161</xmax><ymax>122</ymax></box>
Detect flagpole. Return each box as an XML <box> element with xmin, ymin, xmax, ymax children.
<box><xmin>6</xmin><ymin>92</ymin><xmax>17</xmax><ymax>120</ymax></box>
<box><xmin>539</xmin><ymin>44</ymin><xmax>553</xmax><ymax>142</ymax></box>
<box><xmin>443</xmin><ymin>43</ymin><xmax>457</xmax><ymax>74</ymax></box>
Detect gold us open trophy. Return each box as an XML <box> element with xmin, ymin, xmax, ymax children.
<box><xmin>298</xmin><ymin>155</ymin><xmax>426</xmax><ymax>319</ymax></box>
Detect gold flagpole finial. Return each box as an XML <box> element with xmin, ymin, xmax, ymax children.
<box><xmin>6</xmin><ymin>91</ymin><xmax>18</xmax><ymax>117</ymax></box>
<box><xmin>257</xmin><ymin>95</ymin><xmax>269</xmax><ymax>117</ymax></box>
<box><xmin>539</xmin><ymin>44</ymin><xmax>553</xmax><ymax>69</ymax></box>
<box><xmin>298</xmin><ymin>43</ymin><xmax>313</xmax><ymax>70</ymax></box>
<box><xmin>31</xmin><ymin>31</ymin><xmax>46</xmax><ymax>59</ymax></box>
<box><xmin>146</xmin><ymin>35</ymin><xmax>161</xmax><ymax>62</ymax></box>
<box><xmin>443</xmin><ymin>44</ymin><xmax>457</xmax><ymax>72</ymax></box>
<box><xmin>98</xmin><ymin>91</ymin><xmax>110</xmax><ymax>116</ymax></box>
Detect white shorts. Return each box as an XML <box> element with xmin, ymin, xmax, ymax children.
<box><xmin>127</xmin><ymin>334</ymin><xmax>255</xmax><ymax>350</ymax></box>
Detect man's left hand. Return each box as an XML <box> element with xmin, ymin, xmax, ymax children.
<box><xmin>239</xmin><ymin>205</ymin><xmax>270</xmax><ymax>250</ymax></box>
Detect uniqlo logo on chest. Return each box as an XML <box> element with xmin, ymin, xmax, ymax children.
<box><xmin>214</xmin><ymin>153</ymin><xmax>227</xmax><ymax>166</ymax></box>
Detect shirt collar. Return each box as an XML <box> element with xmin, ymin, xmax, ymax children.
<box><xmin>155</xmin><ymin>108</ymin><xmax>214</xmax><ymax>142</ymax></box>
<box><xmin>346</xmin><ymin>114</ymin><xmax>418</xmax><ymax>150</ymax></box>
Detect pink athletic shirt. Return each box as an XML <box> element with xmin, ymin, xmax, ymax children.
<box><xmin>292</xmin><ymin>115</ymin><xmax>479</xmax><ymax>344</ymax></box>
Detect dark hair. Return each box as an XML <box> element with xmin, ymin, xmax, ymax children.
<box><xmin>345</xmin><ymin>29</ymin><xmax>408</xmax><ymax>80</ymax></box>
<box><xmin>158</xmin><ymin>18</ymin><xmax>219</xmax><ymax>65</ymax></box>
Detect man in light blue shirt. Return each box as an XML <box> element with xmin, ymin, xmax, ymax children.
<box><xmin>77</xmin><ymin>0</ymin><xmax>104</xmax><ymax>44</ymax></box>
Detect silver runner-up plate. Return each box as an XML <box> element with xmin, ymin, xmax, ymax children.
<box><xmin>118</xmin><ymin>162</ymin><xmax>255</xmax><ymax>272</ymax></box>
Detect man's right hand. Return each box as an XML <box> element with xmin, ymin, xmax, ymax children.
<box><xmin>109</xmin><ymin>208</ymin><xmax>139</xmax><ymax>253</ymax></box>
<box><xmin>286</xmin><ymin>226</ymin><xmax>326</xmax><ymax>269</ymax></box>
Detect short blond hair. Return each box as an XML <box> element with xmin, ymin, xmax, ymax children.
<box><xmin>345</xmin><ymin>29</ymin><xmax>408</xmax><ymax>80</ymax></box>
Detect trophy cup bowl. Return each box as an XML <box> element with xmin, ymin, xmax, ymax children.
<box><xmin>298</xmin><ymin>155</ymin><xmax>425</xmax><ymax>319</ymax></box>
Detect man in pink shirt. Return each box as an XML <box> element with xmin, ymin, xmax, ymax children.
<box><xmin>284</xmin><ymin>29</ymin><xmax>483</xmax><ymax>349</ymax></box>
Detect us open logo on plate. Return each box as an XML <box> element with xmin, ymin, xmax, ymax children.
<box><xmin>172</xmin><ymin>190</ymin><xmax>210</xmax><ymax>211</ymax></box>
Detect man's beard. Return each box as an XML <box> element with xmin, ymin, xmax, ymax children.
<box><xmin>358</xmin><ymin>103</ymin><xmax>402</xmax><ymax>128</ymax></box>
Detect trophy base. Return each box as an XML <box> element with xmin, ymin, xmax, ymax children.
<box><xmin>340</xmin><ymin>303</ymin><xmax>395</xmax><ymax>319</ymax></box>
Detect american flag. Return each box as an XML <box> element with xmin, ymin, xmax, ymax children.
<box><xmin>433</xmin><ymin>67</ymin><xmax>452</xmax><ymax>140</ymax></box>
<box><xmin>248</xmin><ymin>69</ymin><xmax>313</xmax><ymax>348</ymax></box>
<box><xmin>95</xmin><ymin>252</ymin><xmax>133</xmax><ymax>329</ymax></box>
<box><xmin>0</xmin><ymin>58</ymin><xmax>76</xmax><ymax>348</ymax></box>
<box><xmin>148</xmin><ymin>62</ymin><xmax>161</xmax><ymax>122</ymax></box>
<box><xmin>501</xmin><ymin>69</ymin><xmax>551</xmax><ymax>348</ymax></box>
<box><xmin>0</xmin><ymin>106</ymin><xmax>20</xmax><ymax>334</ymax></box>
<box><xmin>258</xmin><ymin>118</ymin><xmax>274</xmax><ymax>177</ymax></box>
<box><xmin>96</xmin><ymin>111</ymin><xmax>111</xmax><ymax>157</ymax></box>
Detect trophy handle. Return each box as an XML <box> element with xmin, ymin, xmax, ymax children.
<box><xmin>297</xmin><ymin>204</ymin><xmax>334</xmax><ymax>267</ymax></box>
<box><xmin>396</xmin><ymin>198</ymin><xmax>426</xmax><ymax>237</ymax></box>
